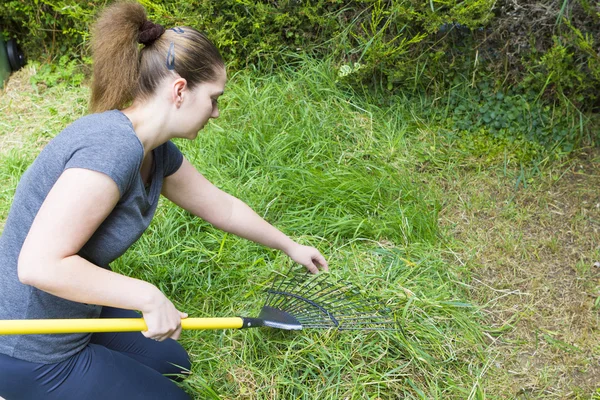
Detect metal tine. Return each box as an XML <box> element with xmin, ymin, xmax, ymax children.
<box><xmin>274</xmin><ymin>283</ymin><xmax>312</xmax><ymax>313</ymax></box>
<box><xmin>287</xmin><ymin>273</ymin><xmax>332</xmax><ymax>304</ymax></box>
<box><xmin>319</xmin><ymin>288</ymin><xmax>383</xmax><ymax>309</ymax></box>
<box><xmin>337</xmin><ymin>327</ymin><xmax>397</xmax><ymax>331</ymax></box>
<box><xmin>310</xmin><ymin>297</ymin><xmax>381</xmax><ymax>318</ymax></box>
<box><xmin>271</xmin><ymin>273</ymin><xmax>302</xmax><ymax>303</ymax></box>
<box><xmin>303</xmin><ymin>322</ymin><xmax>395</xmax><ymax>330</ymax></box>
<box><xmin>303</xmin><ymin>313</ymin><xmax>395</xmax><ymax>326</ymax></box>
<box><xmin>298</xmin><ymin>308</ymin><xmax>391</xmax><ymax>321</ymax></box>
<box><xmin>337</xmin><ymin>312</ymin><xmax>392</xmax><ymax>320</ymax></box>
<box><xmin>292</xmin><ymin>307</ymin><xmax>370</xmax><ymax>326</ymax></box>
<box><xmin>293</xmin><ymin>306</ymin><xmax>335</xmax><ymax>321</ymax></box>
<box><xmin>263</xmin><ymin>270</ymin><xmax>397</xmax><ymax>331</ymax></box>
<box><xmin>271</xmin><ymin>273</ymin><xmax>314</xmax><ymax>310</ymax></box>
<box><xmin>304</xmin><ymin>318</ymin><xmax>394</xmax><ymax>329</ymax></box>
<box><xmin>287</xmin><ymin>296</ymin><xmax>360</xmax><ymax>317</ymax></box>
<box><xmin>268</xmin><ymin>273</ymin><xmax>330</xmax><ymax>313</ymax></box>
<box><xmin>266</xmin><ymin>273</ymin><xmax>302</xmax><ymax>309</ymax></box>
<box><xmin>296</xmin><ymin>312</ymin><xmax>336</xmax><ymax>323</ymax></box>
<box><xmin>281</xmin><ymin>279</ymin><xmax>350</xmax><ymax>315</ymax></box>
<box><xmin>344</xmin><ymin>322</ymin><xmax>397</xmax><ymax>328</ymax></box>
<box><xmin>300</xmin><ymin>305</ymin><xmax>370</xmax><ymax>321</ymax></box>
<box><xmin>297</xmin><ymin>319</ymin><xmax>333</xmax><ymax>327</ymax></box>
<box><xmin>296</xmin><ymin>301</ymin><xmax>392</xmax><ymax>329</ymax></box>
<box><xmin>290</xmin><ymin>307</ymin><xmax>351</xmax><ymax>326</ymax></box>
<box><xmin>302</xmin><ymin>282</ymin><xmax>347</xmax><ymax>305</ymax></box>
<box><xmin>284</xmin><ymin>294</ymin><xmax>371</xmax><ymax>321</ymax></box>
<box><xmin>336</xmin><ymin>316</ymin><xmax>394</xmax><ymax>325</ymax></box>
<box><xmin>285</xmin><ymin>305</ymin><xmax>331</xmax><ymax>324</ymax></box>
<box><xmin>296</xmin><ymin>272</ymin><xmax>332</xmax><ymax>298</ymax></box>
<box><xmin>263</xmin><ymin>272</ymin><xmax>289</xmax><ymax>307</ymax></box>
<box><xmin>306</xmin><ymin>281</ymin><xmax>365</xmax><ymax>307</ymax></box>
<box><xmin>309</xmin><ymin>289</ymin><xmax>369</xmax><ymax>312</ymax></box>
<box><xmin>283</xmin><ymin>283</ymin><xmax>368</xmax><ymax>316</ymax></box>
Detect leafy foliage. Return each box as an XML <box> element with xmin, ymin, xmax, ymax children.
<box><xmin>439</xmin><ymin>81</ymin><xmax>583</xmax><ymax>155</ymax></box>
<box><xmin>29</xmin><ymin>56</ymin><xmax>87</xmax><ymax>90</ymax></box>
<box><xmin>1</xmin><ymin>0</ymin><xmax>597</xmax><ymax>151</ymax></box>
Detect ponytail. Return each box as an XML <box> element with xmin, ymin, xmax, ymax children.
<box><xmin>90</xmin><ymin>1</ymin><xmax>224</xmax><ymax>113</ymax></box>
<box><xmin>90</xmin><ymin>1</ymin><xmax>146</xmax><ymax>113</ymax></box>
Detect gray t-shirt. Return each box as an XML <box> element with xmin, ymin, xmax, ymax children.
<box><xmin>0</xmin><ymin>109</ymin><xmax>183</xmax><ymax>363</ymax></box>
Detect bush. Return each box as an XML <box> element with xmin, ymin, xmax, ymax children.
<box><xmin>1</xmin><ymin>0</ymin><xmax>597</xmax><ymax>149</ymax></box>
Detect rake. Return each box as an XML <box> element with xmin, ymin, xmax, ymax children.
<box><xmin>0</xmin><ymin>270</ymin><xmax>397</xmax><ymax>335</ymax></box>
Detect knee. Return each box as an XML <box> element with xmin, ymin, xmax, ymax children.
<box><xmin>163</xmin><ymin>340</ymin><xmax>191</xmax><ymax>380</ymax></box>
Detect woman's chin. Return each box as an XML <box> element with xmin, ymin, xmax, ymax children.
<box><xmin>180</xmin><ymin>129</ymin><xmax>200</xmax><ymax>140</ymax></box>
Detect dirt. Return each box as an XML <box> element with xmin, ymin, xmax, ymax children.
<box><xmin>440</xmin><ymin>149</ymin><xmax>600</xmax><ymax>398</ymax></box>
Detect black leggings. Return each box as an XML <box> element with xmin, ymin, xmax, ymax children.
<box><xmin>0</xmin><ymin>307</ymin><xmax>191</xmax><ymax>400</ymax></box>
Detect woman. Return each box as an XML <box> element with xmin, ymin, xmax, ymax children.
<box><xmin>0</xmin><ymin>2</ymin><xmax>328</xmax><ymax>399</ymax></box>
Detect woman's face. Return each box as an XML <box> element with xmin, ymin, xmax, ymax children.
<box><xmin>177</xmin><ymin>67</ymin><xmax>226</xmax><ymax>139</ymax></box>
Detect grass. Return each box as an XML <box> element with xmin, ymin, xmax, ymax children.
<box><xmin>1</xmin><ymin>58</ymin><xmax>599</xmax><ymax>399</ymax></box>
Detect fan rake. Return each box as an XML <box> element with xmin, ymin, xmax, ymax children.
<box><xmin>256</xmin><ymin>271</ymin><xmax>396</xmax><ymax>331</ymax></box>
<box><xmin>0</xmin><ymin>270</ymin><xmax>397</xmax><ymax>335</ymax></box>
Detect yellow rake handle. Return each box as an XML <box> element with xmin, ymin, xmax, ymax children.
<box><xmin>0</xmin><ymin>317</ymin><xmax>244</xmax><ymax>335</ymax></box>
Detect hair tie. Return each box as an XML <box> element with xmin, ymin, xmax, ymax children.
<box><xmin>138</xmin><ymin>20</ymin><xmax>165</xmax><ymax>46</ymax></box>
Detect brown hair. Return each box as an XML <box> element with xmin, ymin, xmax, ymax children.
<box><xmin>89</xmin><ymin>1</ymin><xmax>224</xmax><ymax>113</ymax></box>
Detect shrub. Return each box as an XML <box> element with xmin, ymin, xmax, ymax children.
<box><xmin>1</xmin><ymin>0</ymin><xmax>597</xmax><ymax>149</ymax></box>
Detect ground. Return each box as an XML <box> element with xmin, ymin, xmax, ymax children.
<box><xmin>1</xmin><ymin>66</ymin><xmax>599</xmax><ymax>398</ymax></box>
<box><xmin>437</xmin><ymin>150</ymin><xmax>600</xmax><ymax>398</ymax></box>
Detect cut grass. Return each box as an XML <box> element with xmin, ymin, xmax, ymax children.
<box><xmin>1</xmin><ymin>58</ymin><xmax>598</xmax><ymax>398</ymax></box>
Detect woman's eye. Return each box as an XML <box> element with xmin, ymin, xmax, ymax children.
<box><xmin>212</xmin><ymin>98</ymin><xmax>218</xmax><ymax>106</ymax></box>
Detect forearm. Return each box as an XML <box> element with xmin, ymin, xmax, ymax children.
<box><xmin>19</xmin><ymin>255</ymin><xmax>159</xmax><ymax>313</ymax></box>
<box><xmin>162</xmin><ymin>160</ymin><xmax>327</xmax><ymax>273</ymax></box>
<box><xmin>220</xmin><ymin>196</ymin><xmax>296</xmax><ymax>253</ymax></box>
<box><xmin>161</xmin><ymin>160</ymin><xmax>304</xmax><ymax>256</ymax></box>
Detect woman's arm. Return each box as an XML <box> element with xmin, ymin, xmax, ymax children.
<box><xmin>18</xmin><ymin>168</ymin><xmax>186</xmax><ymax>341</ymax></box>
<box><xmin>162</xmin><ymin>158</ymin><xmax>328</xmax><ymax>273</ymax></box>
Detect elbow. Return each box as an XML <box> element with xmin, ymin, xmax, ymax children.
<box><xmin>17</xmin><ymin>256</ymin><xmax>36</xmax><ymax>286</ymax></box>
<box><xmin>17</xmin><ymin>252</ymin><xmax>48</xmax><ymax>287</ymax></box>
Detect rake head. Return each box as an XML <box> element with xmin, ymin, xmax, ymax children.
<box><xmin>256</xmin><ymin>271</ymin><xmax>397</xmax><ymax>331</ymax></box>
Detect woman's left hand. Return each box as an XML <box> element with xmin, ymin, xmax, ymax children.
<box><xmin>285</xmin><ymin>243</ymin><xmax>329</xmax><ymax>274</ymax></box>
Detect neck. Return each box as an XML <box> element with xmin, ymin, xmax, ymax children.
<box><xmin>121</xmin><ymin>99</ymin><xmax>170</xmax><ymax>157</ymax></box>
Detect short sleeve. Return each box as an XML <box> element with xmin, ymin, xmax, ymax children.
<box><xmin>64</xmin><ymin>133</ymin><xmax>142</xmax><ymax>197</ymax></box>
<box><xmin>161</xmin><ymin>141</ymin><xmax>184</xmax><ymax>177</ymax></box>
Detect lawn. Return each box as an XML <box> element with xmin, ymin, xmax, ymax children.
<box><xmin>1</xmin><ymin>59</ymin><xmax>598</xmax><ymax>399</ymax></box>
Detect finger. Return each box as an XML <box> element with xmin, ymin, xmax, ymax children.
<box><xmin>317</xmin><ymin>254</ymin><xmax>329</xmax><ymax>271</ymax></box>
<box><xmin>306</xmin><ymin>262</ymin><xmax>319</xmax><ymax>274</ymax></box>
<box><xmin>171</xmin><ymin>325</ymin><xmax>183</xmax><ymax>341</ymax></box>
<box><xmin>180</xmin><ymin>311</ymin><xmax>188</xmax><ymax>319</ymax></box>
<box><xmin>143</xmin><ymin>331</ymin><xmax>163</xmax><ymax>342</ymax></box>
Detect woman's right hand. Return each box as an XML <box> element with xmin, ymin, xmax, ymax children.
<box><xmin>141</xmin><ymin>288</ymin><xmax>188</xmax><ymax>341</ymax></box>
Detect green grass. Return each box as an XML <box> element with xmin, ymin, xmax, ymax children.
<box><xmin>118</xmin><ymin>59</ymin><xmax>484</xmax><ymax>398</ymax></box>
<box><xmin>2</xmin><ymin>58</ymin><xmax>598</xmax><ymax>399</ymax></box>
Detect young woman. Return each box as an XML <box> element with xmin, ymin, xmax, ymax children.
<box><xmin>0</xmin><ymin>2</ymin><xmax>327</xmax><ymax>399</ymax></box>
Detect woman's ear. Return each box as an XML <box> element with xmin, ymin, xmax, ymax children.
<box><xmin>172</xmin><ymin>78</ymin><xmax>188</xmax><ymax>108</ymax></box>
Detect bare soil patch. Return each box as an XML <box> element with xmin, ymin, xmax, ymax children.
<box><xmin>440</xmin><ymin>150</ymin><xmax>600</xmax><ymax>398</ymax></box>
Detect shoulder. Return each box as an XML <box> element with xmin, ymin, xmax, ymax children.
<box><xmin>55</xmin><ymin>110</ymin><xmax>143</xmax><ymax>168</ymax></box>
<box><xmin>58</xmin><ymin>111</ymin><xmax>144</xmax><ymax>195</ymax></box>
<box><xmin>63</xmin><ymin>110</ymin><xmax>140</xmax><ymax>148</ymax></box>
